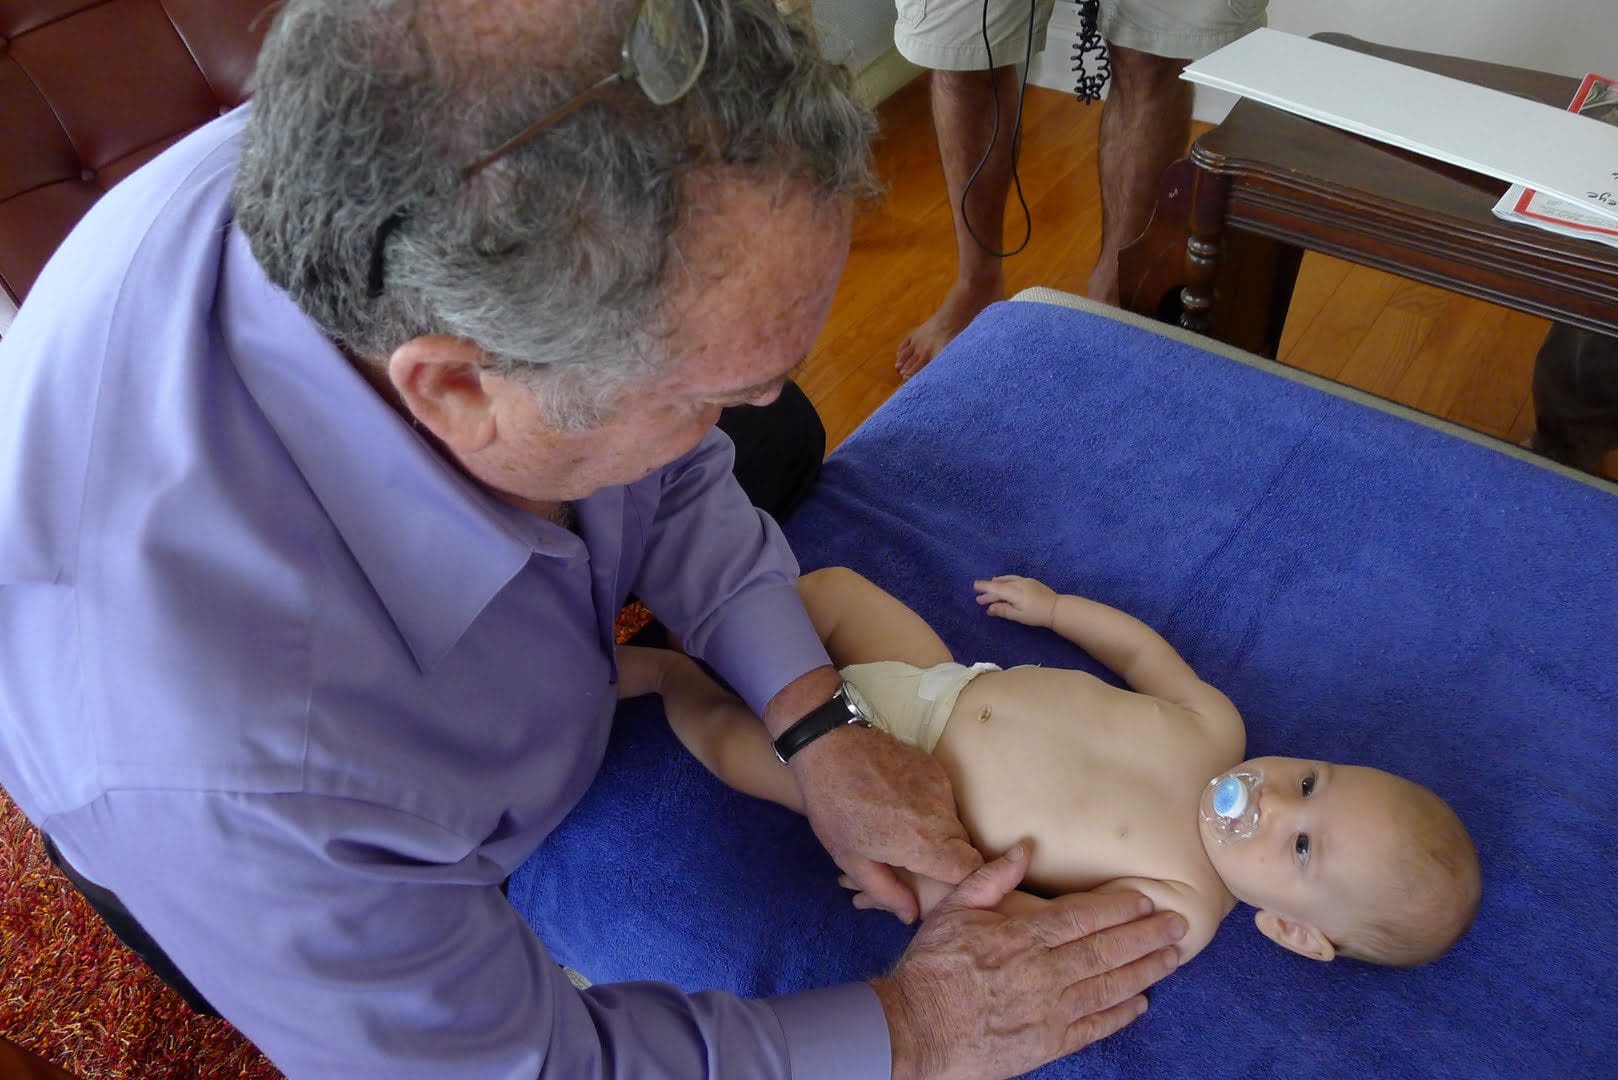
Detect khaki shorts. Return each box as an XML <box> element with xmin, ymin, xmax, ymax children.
<box><xmin>840</xmin><ymin>660</ymin><xmax>1001</xmax><ymax>753</ymax></box>
<box><xmin>893</xmin><ymin>0</ymin><xmax>1268</xmax><ymax>70</ymax></box>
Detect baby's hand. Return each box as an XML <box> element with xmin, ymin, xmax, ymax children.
<box><xmin>974</xmin><ymin>575</ymin><xmax>1058</xmax><ymax>628</ymax></box>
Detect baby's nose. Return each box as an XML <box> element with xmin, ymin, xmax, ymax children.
<box><xmin>1259</xmin><ymin>784</ymin><xmax>1297</xmax><ymax>824</ymax></box>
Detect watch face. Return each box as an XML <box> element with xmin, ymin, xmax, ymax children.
<box><xmin>841</xmin><ymin>680</ymin><xmax>874</xmax><ymax>723</ymax></box>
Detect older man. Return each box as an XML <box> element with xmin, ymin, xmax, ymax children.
<box><xmin>0</xmin><ymin>0</ymin><xmax>1183</xmax><ymax>1075</ymax></box>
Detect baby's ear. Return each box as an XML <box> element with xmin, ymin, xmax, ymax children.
<box><xmin>1255</xmin><ymin>910</ymin><xmax>1336</xmax><ymax>962</ymax></box>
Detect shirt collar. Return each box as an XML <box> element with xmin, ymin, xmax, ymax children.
<box><xmin>218</xmin><ymin>224</ymin><xmax>573</xmax><ymax>670</ymax></box>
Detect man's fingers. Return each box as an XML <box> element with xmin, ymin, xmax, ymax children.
<box><xmin>931</xmin><ymin>843</ymin><xmax>1028</xmax><ymax>916</ymax></box>
<box><xmin>904</xmin><ymin>835</ymin><xmax>984</xmax><ymax>886</ymax></box>
<box><xmin>1021</xmin><ymin>889</ymin><xmax>1159</xmax><ymax>948</ymax></box>
<box><xmin>1060</xmin><ymin>995</ymin><xmax>1149</xmax><ymax>1057</ymax></box>
<box><xmin>1049</xmin><ymin>911</ymin><xmax>1186</xmax><ymax>988</ymax></box>
<box><xmin>1055</xmin><ymin>934</ymin><xmax>1182</xmax><ymax>1021</ymax></box>
<box><xmin>842</xmin><ymin>858</ymin><xmax>917</xmax><ymax>924</ymax></box>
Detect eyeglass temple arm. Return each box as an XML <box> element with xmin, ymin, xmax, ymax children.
<box><xmin>462</xmin><ymin>71</ymin><xmax>628</xmax><ymax>180</ymax></box>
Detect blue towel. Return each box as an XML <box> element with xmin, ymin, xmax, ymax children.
<box><xmin>509</xmin><ymin>300</ymin><xmax>1618</xmax><ymax>1076</ymax></box>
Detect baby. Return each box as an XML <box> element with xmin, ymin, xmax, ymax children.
<box><xmin>621</xmin><ymin>567</ymin><xmax>1481</xmax><ymax>967</ymax></box>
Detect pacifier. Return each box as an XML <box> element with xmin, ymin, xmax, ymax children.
<box><xmin>1201</xmin><ymin>767</ymin><xmax>1264</xmax><ymax>842</ymax></box>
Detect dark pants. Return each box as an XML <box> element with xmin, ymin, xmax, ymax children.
<box><xmin>716</xmin><ymin>378</ymin><xmax>826</xmax><ymax>521</ymax></box>
<box><xmin>43</xmin><ymin>836</ymin><xmax>219</xmax><ymax>1016</ymax></box>
<box><xmin>41</xmin><ymin>380</ymin><xmax>826</xmax><ymax>1017</ymax></box>
<box><xmin>1531</xmin><ymin>323</ymin><xmax>1618</xmax><ymax>474</ymax></box>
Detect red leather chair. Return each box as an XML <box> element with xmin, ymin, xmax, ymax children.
<box><xmin>0</xmin><ymin>0</ymin><xmax>274</xmax><ymax>334</ymax></box>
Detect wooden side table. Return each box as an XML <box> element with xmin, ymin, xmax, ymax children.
<box><xmin>1121</xmin><ymin>34</ymin><xmax>1618</xmax><ymax>357</ymax></box>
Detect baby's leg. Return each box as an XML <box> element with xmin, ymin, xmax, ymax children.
<box><xmin>658</xmin><ymin>655</ymin><xmax>805</xmax><ymax>813</ymax></box>
<box><xmin>797</xmin><ymin>567</ymin><xmax>954</xmax><ymax>669</ymax></box>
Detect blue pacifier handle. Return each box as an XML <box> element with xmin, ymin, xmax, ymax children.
<box><xmin>1213</xmin><ymin>775</ymin><xmax>1247</xmax><ymax>819</ymax></box>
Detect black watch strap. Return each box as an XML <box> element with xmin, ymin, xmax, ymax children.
<box><xmin>772</xmin><ymin>685</ymin><xmax>871</xmax><ymax>763</ymax></box>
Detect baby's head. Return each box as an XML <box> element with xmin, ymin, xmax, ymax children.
<box><xmin>1199</xmin><ymin>756</ymin><xmax>1480</xmax><ymax>967</ymax></box>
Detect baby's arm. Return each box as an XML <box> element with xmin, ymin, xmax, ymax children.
<box><xmin>1091</xmin><ymin>877</ymin><xmax>1222</xmax><ymax>965</ymax></box>
<box><xmin>975</xmin><ymin>575</ymin><xmax>1234</xmax><ymax>716</ymax></box>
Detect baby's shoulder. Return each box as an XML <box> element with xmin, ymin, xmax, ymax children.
<box><xmin>1175</xmin><ymin>683</ymin><xmax>1245</xmax><ymax>760</ymax></box>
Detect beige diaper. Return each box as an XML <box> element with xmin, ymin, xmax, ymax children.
<box><xmin>839</xmin><ymin>660</ymin><xmax>1002</xmax><ymax>753</ymax></box>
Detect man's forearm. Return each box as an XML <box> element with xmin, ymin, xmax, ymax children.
<box><xmin>759</xmin><ymin>663</ymin><xmax>841</xmax><ymax>738</ymax></box>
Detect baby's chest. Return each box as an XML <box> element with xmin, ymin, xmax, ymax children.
<box><xmin>1019</xmin><ymin>771</ymin><xmax>1214</xmax><ymax>894</ymax></box>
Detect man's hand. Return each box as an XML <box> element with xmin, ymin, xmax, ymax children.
<box><xmin>788</xmin><ymin>723</ymin><xmax>983</xmax><ymax>924</ymax></box>
<box><xmin>872</xmin><ymin>845</ymin><xmax>1186</xmax><ymax>1080</ymax></box>
<box><xmin>974</xmin><ymin>575</ymin><xmax>1059</xmax><ymax>628</ymax></box>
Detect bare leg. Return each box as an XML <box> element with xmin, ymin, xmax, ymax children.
<box><xmin>638</xmin><ymin>567</ymin><xmax>954</xmax><ymax>813</ymax></box>
<box><xmin>1087</xmin><ymin>45</ymin><xmax>1192</xmax><ymax>306</ymax></box>
<box><xmin>796</xmin><ymin>567</ymin><xmax>954</xmax><ymax>670</ymax></box>
<box><xmin>650</xmin><ymin>651</ymin><xmax>808</xmax><ymax>811</ymax></box>
<box><xmin>645</xmin><ymin>571</ymin><xmax>993</xmax><ymax>919</ymax></box>
<box><xmin>897</xmin><ymin>66</ymin><xmax>1020</xmax><ymax>378</ymax></box>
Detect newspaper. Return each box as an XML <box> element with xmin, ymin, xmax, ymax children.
<box><xmin>1493</xmin><ymin>73</ymin><xmax>1618</xmax><ymax>250</ymax></box>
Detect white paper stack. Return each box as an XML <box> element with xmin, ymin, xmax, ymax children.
<box><xmin>1490</xmin><ymin>73</ymin><xmax>1618</xmax><ymax>250</ymax></box>
<box><xmin>1181</xmin><ymin>29</ymin><xmax>1618</xmax><ymax>229</ymax></box>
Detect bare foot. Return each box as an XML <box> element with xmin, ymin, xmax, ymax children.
<box><xmin>1085</xmin><ymin>258</ymin><xmax>1120</xmax><ymax>307</ymax></box>
<box><xmin>896</xmin><ymin>275</ymin><xmax>1002</xmax><ymax>378</ymax></box>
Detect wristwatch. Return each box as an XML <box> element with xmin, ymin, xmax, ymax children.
<box><xmin>772</xmin><ymin>682</ymin><xmax>874</xmax><ymax>763</ymax></box>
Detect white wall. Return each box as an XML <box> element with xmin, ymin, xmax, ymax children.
<box><xmin>1030</xmin><ymin>0</ymin><xmax>1618</xmax><ymax>122</ymax></box>
<box><xmin>812</xmin><ymin>0</ymin><xmax>900</xmax><ymax>74</ymax></box>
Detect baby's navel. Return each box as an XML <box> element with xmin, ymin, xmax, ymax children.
<box><xmin>1115</xmin><ymin>825</ymin><xmax>1130</xmax><ymax>841</ymax></box>
<box><xmin>976</xmin><ymin>705</ymin><xmax>992</xmax><ymax>724</ymax></box>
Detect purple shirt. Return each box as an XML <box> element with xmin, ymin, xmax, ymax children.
<box><xmin>0</xmin><ymin>109</ymin><xmax>889</xmax><ymax>1078</ymax></box>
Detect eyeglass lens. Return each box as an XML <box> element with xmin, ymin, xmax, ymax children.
<box><xmin>627</xmin><ymin>0</ymin><xmax>709</xmax><ymax>105</ymax></box>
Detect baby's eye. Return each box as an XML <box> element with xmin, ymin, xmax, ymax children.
<box><xmin>1301</xmin><ymin>774</ymin><xmax>1316</xmax><ymax>797</ymax></box>
<box><xmin>1294</xmin><ymin>834</ymin><xmax>1311</xmax><ymax>865</ymax></box>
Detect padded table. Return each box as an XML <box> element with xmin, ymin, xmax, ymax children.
<box><xmin>510</xmin><ymin>291</ymin><xmax>1618</xmax><ymax>1077</ymax></box>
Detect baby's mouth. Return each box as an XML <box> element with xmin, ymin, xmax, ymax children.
<box><xmin>1201</xmin><ymin>768</ymin><xmax>1263</xmax><ymax>842</ymax></box>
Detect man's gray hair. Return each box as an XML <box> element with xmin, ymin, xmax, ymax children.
<box><xmin>234</xmin><ymin>0</ymin><xmax>876</xmax><ymax>428</ymax></box>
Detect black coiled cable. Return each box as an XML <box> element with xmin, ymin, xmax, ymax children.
<box><xmin>1072</xmin><ymin>0</ymin><xmax>1110</xmax><ymax>104</ymax></box>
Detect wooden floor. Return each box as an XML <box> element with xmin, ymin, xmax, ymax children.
<box><xmin>799</xmin><ymin>77</ymin><xmax>1612</xmax><ymax>477</ymax></box>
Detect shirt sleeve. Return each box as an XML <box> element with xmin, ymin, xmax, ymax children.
<box><xmin>632</xmin><ymin>429</ymin><xmax>831</xmax><ymax>715</ymax></box>
<box><xmin>53</xmin><ymin>789</ymin><xmax>891</xmax><ymax>1078</ymax></box>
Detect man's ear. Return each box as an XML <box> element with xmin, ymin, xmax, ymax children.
<box><xmin>1254</xmin><ymin>910</ymin><xmax>1337</xmax><ymax>962</ymax></box>
<box><xmin>387</xmin><ymin>335</ymin><xmax>499</xmax><ymax>455</ymax></box>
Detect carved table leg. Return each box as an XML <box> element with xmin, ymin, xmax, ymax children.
<box><xmin>1179</xmin><ymin>167</ymin><xmax>1231</xmax><ymax>336</ymax></box>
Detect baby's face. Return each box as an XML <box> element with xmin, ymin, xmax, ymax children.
<box><xmin>1198</xmin><ymin>756</ymin><xmax>1408</xmax><ymax>939</ymax></box>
